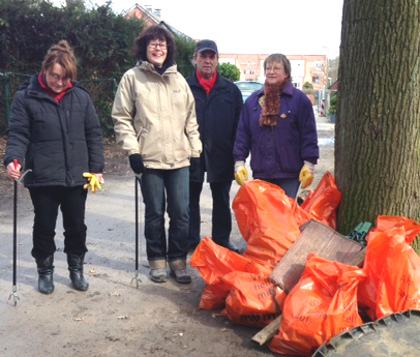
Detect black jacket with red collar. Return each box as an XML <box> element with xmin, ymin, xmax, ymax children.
<box><xmin>4</xmin><ymin>75</ymin><xmax>104</xmax><ymax>188</ymax></box>
<box><xmin>187</xmin><ymin>71</ymin><xmax>243</xmax><ymax>183</ymax></box>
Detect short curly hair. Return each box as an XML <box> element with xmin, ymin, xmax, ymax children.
<box><xmin>263</xmin><ymin>53</ymin><xmax>291</xmax><ymax>80</ymax></box>
<box><xmin>133</xmin><ymin>25</ymin><xmax>176</xmax><ymax>66</ymax></box>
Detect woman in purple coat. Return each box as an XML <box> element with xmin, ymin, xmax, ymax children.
<box><xmin>233</xmin><ymin>53</ymin><xmax>319</xmax><ymax>198</ymax></box>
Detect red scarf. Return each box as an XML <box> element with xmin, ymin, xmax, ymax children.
<box><xmin>197</xmin><ymin>70</ymin><xmax>217</xmax><ymax>95</ymax></box>
<box><xmin>38</xmin><ymin>73</ymin><xmax>73</xmax><ymax>103</ymax></box>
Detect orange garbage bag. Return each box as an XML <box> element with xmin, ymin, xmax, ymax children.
<box><xmin>233</xmin><ymin>179</ymin><xmax>313</xmax><ymax>270</ymax></box>
<box><xmin>301</xmin><ymin>171</ymin><xmax>342</xmax><ymax>230</ymax></box>
<box><xmin>358</xmin><ymin>216</ymin><xmax>420</xmax><ymax>320</ymax></box>
<box><xmin>190</xmin><ymin>237</ymin><xmax>270</xmax><ymax>310</ymax></box>
<box><xmin>221</xmin><ymin>272</ymin><xmax>286</xmax><ymax>328</ymax></box>
<box><xmin>368</xmin><ymin>215</ymin><xmax>420</xmax><ymax>244</ymax></box>
<box><xmin>199</xmin><ymin>284</ymin><xmax>230</xmax><ymax>310</ymax></box>
<box><xmin>270</xmin><ymin>254</ymin><xmax>365</xmax><ymax>356</ymax></box>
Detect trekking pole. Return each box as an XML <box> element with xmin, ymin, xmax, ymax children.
<box><xmin>9</xmin><ymin>172</ymin><xmax>19</xmax><ymax>306</ymax></box>
<box><xmin>131</xmin><ymin>174</ymin><xmax>143</xmax><ymax>288</ymax></box>
<box><xmin>9</xmin><ymin>160</ymin><xmax>31</xmax><ymax>306</ymax></box>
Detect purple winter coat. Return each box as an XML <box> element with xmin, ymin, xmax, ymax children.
<box><xmin>234</xmin><ymin>81</ymin><xmax>319</xmax><ymax>180</ymax></box>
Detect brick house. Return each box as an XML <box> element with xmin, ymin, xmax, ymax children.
<box><xmin>219</xmin><ymin>53</ymin><xmax>328</xmax><ymax>90</ymax></box>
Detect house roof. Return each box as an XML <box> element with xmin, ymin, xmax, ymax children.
<box><xmin>125</xmin><ymin>4</ymin><xmax>192</xmax><ymax>40</ymax></box>
<box><xmin>329</xmin><ymin>80</ymin><xmax>339</xmax><ymax>91</ymax></box>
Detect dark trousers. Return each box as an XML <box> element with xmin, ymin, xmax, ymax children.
<box><xmin>29</xmin><ymin>186</ymin><xmax>88</xmax><ymax>259</ymax></box>
<box><xmin>140</xmin><ymin>167</ymin><xmax>189</xmax><ymax>264</ymax></box>
<box><xmin>260</xmin><ymin>178</ymin><xmax>301</xmax><ymax>198</ymax></box>
<box><xmin>188</xmin><ymin>180</ymin><xmax>232</xmax><ymax>248</ymax></box>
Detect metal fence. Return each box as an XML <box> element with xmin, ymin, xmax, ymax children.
<box><xmin>0</xmin><ymin>73</ymin><xmax>118</xmax><ymax>137</ymax></box>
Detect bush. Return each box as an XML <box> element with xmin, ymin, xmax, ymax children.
<box><xmin>329</xmin><ymin>91</ymin><xmax>338</xmax><ymax>115</ymax></box>
<box><xmin>0</xmin><ymin>1</ymin><xmax>145</xmax><ymax>78</ymax></box>
<box><xmin>303</xmin><ymin>82</ymin><xmax>313</xmax><ymax>89</ymax></box>
<box><xmin>218</xmin><ymin>63</ymin><xmax>240</xmax><ymax>82</ymax></box>
<box><xmin>174</xmin><ymin>36</ymin><xmax>196</xmax><ymax>78</ymax></box>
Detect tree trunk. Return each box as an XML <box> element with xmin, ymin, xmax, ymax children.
<box><xmin>335</xmin><ymin>0</ymin><xmax>420</xmax><ymax>237</ymax></box>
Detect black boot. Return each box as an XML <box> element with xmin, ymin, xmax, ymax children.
<box><xmin>35</xmin><ymin>255</ymin><xmax>55</xmax><ymax>295</ymax></box>
<box><xmin>67</xmin><ymin>253</ymin><xmax>89</xmax><ymax>291</ymax></box>
<box><xmin>214</xmin><ymin>240</ymin><xmax>241</xmax><ymax>254</ymax></box>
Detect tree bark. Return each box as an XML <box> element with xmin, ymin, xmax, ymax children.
<box><xmin>335</xmin><ymin>0</ymin><xmax>420</xmax><ymax>235</ymax></box>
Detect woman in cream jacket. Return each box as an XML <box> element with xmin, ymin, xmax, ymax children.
<box><xmin>112</xmin><ymin>26</ymin><xmax>202</xmax><ymax>284</ymax></box>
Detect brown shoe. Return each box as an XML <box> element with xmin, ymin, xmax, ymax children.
<box><xmin>170</xmin><ymin>269</ymin><xmax>191</xmax><ymax>284</ymax></box>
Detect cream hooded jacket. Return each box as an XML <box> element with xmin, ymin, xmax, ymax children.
<box><xmin>112</xmin><ymin>61</ymin><xmax>202</xmax><ymax>170</ymax></box>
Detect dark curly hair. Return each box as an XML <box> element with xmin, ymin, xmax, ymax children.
<box><xmin>133</xmin><ymin>25</ymin><xmax>176</xmax><ymax>66</ymax></box>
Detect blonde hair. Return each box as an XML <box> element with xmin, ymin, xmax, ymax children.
<box><xmin>41</xmin><ymin>40</ymin><xmax>77</xmax><ymax>80</ymax></box>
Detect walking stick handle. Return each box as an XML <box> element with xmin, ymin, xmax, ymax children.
<box><xmin>12</xmin><ymin>159</ymin><xmax>32</xmax><ymax>184</ymax></box>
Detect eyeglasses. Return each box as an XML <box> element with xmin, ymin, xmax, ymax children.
<box><xmin>266</xmin><ymin>66</ymin><xmax>284</xmax><ymax>73</ymax></box>
<box><xmin>48</xmin><ymin>73</ymin><xmax>70</xmax><ymax>84</ymax></box>
<box><xmin>149</xmin><ymin>42</ymin><xmax>167</xmax><ymax>49</ymax></box>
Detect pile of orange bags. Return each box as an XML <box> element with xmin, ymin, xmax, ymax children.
<box><xmin>191</xmin><ymin>172</ymin><xmax>420</xmax><ymax>356</ymax></box>
<box><xmin>269</xmin><ymin>216</ymin><xmax>420</xmax><ymax>356</ymax></box>
<box><xmin>358</xmin><ymin>216</ymin><xmax>420</xmax><ymax>320</ymax></box>
<box><xmin>191</xmin><ymin>172</ymin><xmax>342</xmax><ymax>326</ymax></box>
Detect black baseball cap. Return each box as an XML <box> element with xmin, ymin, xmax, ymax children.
<box><xmin>196</xmin><ymin>39</ymin><xmax>218</xmax><ymax>54</ymax></box>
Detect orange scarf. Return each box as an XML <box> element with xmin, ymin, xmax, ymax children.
<box><xmin>259</xmin><ymin>81</ymin><xmax>288</xmax><ymax>127</ymax></box>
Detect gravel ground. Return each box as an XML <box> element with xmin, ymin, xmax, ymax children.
<box><xmin>0</xmin><ymin>113</ymin><xmax>335</xmax><ymax>357</ymax></box>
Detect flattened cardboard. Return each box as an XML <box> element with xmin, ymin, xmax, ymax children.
<box><xmin>270</xmin><ymin>220</ymin><xmax>366</xmax><ymax>293</ymax></box>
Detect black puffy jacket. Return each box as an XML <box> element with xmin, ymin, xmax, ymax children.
<box><xmin>3</xmin><ymin>75</ymin><xmax>104</xmax><ymax>188</ymax></box>
<box><xmin>187</xmin><ymin>72</ymin><xmax>243</xmax><ymax>182</ymax></box>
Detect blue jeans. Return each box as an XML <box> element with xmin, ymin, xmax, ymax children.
<box><xmin>140</xmin><ymin>167</ymin><xmax>189</xmax><ymax>265</ymax></box>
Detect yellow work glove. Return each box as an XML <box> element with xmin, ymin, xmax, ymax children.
<box><xmin>299</xmin><ymin>161</ymin><xmax>315</xmax><ymax>189</ymax></box>
<box><xmin>83</xmin><ymin>173</ymin><xmax>102</xmax><ymax>193</ymax></box>
<box><xmin>234</xmin><ymin>161</ymin><xmax>249</xmax><ymax>186</ymax></box>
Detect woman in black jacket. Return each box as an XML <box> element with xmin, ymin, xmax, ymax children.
<box><xmin>4</xmin><ymin>40</ymin><xmax>104</xmax><ymax>295</ymax></box>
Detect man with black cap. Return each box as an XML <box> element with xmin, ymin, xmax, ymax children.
<box><xmin>187</xmin><ymin>39</ymin><xmax>243</xmax><ymax>253</ymax></box>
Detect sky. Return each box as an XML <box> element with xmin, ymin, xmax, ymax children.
<box><xmin>51</xmin><ymin>0</ymin><xmax>344</xmax><ymax>58</ymax></box>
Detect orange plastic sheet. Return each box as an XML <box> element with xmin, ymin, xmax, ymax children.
<box><xmin>221</xmin><ymin>272</ymin><xmax>286</xmax><ymax>328</ymax></box>
<box><xmin>233</xmin><ymin>180</ymin><xmax>313</xmax><ymax>269</ymax></box>
<box><xmin>270</xmin><ymin>254</ymin><xmax>365</xmax><ymax>357</ymax></box>
<box><xmin>301</xmin><ymin>171</ymin><xmax>342</xmax><ymax>230</ymax></box>
<box><xmin>190</xmin><ymin>237</ymin><xmax>271</xmax><ymax>310</ymax></box>
<box><xmin>358</xmin><ymin>216</ymin><xmax>420</xmax><ymax>320</ymax></box>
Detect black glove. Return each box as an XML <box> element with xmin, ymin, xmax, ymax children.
<box><xmin>129</xmin><ymin>154</ymin><xmax>145</xmax><ymax>174</ymax></box>
<box><xmin>189</xmin><ymin>157</ymin><xmax>201</xmax><ymax>177</ymax></box>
